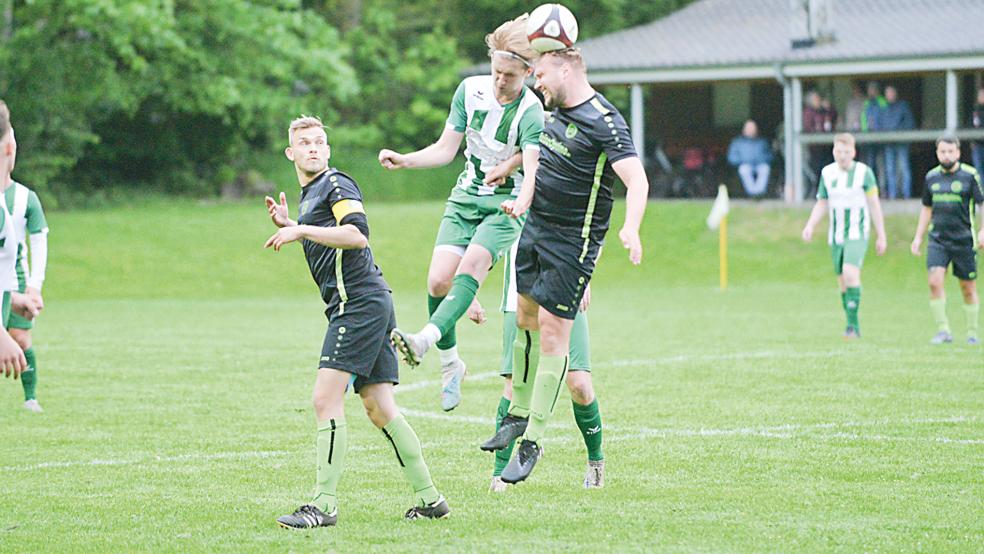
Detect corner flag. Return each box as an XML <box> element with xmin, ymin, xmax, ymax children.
<box><xmin>706</xmin><ymin>185</ymin><xmax>729</xmax><ymax>290</ymax></box>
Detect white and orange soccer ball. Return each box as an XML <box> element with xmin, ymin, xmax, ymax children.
<box><xmin>526</xmin><ymin>3</ymin><xmax>579</xmax><ymax>53</ymax></box>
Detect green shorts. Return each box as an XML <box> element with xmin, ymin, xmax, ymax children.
<box><xmin>830</xmin><ymin>239</ymin><xmax>868</xmax><ymax>275</ymax></box>
<box><xmin>434</xmin><ymin>187</ymin><xmax>524</xmax><ymax>265</ymax></box>
<box><xmin>500</xmin><ymin>310</ymin><xmax>590</xmax><ymax>376</ymax></box>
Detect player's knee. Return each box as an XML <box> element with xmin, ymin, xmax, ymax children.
<box><xmin>427</xmin><ymin>272</ymin><xmax>452</xmax><ymax>296</ymax></box>
<box><xmin>9</xmin><ymin>330</ymin><xmax>30</xmax><ymax>350</ymax></box>
<box><xmin>567</xmin><ymin>374</ymin><xmax>594</xmax><ymax>404</ymax></box>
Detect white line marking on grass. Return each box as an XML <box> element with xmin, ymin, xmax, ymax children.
<box><xmin>395</xmin><ymin>371</ymin><xmax>500</xmax><ymax>394</ymax></box>
<box><xmin>610</xmin><ymin>350</ymin><xmax>870</xmax><ymax>367</ymax></box>
<box><xmin>2</xmin><ymin>446</ymin><xmax>380</xmax><ymax>473</ymax></box>
<box><xmin>399</xmin><ymin>409</ymin><xmax>982</xmax><ymax>447</ymax></box>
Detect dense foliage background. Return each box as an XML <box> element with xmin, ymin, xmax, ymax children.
<box><xmin>0</xmin><ymin>0</ymin><xmax>691</xmax><ymax>205</ymax></box>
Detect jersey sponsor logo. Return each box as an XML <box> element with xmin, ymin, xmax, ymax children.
<box><xmin>565</xmin><ymin>123</ymin><xmax>578</xmax><ymax>139</ymax></box>
<box><xmin>540</xmin><ymin>134</ymin><xmax>571</xmax><ymax>158</ymax></box>
<box><xmin>555</xmin><ymin>304</ymin><xmax>570</xmax><ymax>312</ymax></box>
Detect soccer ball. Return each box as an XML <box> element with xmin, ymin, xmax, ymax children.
<box><xmin>526</xmin><ymin>4</ymin><xmax>579</xmax><ymax>53</ymax></box>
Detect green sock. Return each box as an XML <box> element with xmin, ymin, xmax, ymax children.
<box><xmin>524</xmin><ymin>355</ymin><xmax>568</xmax><ymax>443</ymax></box>
<box><xmin>964</xmin><ymin>302</ymin><xmax>980</xmax><ymax>339</ymax></box>
<box><xmin>22</xmin><ymin>347</ymin><xmax>37</xmax><ymax>401</ymax></box>
<box><xmin>428</xmin><ymin>294</ymin><xmax>456</xmax><ymax>351</ymax></box>
<box><xmin>492</xmin><ymin>396</ymin><xmax>514</xmax><ymax>477</ymax></box>
<box><xmin>382</xmin><ymin>415</ymin><xmax>440</xmax><ymax>506</ymax></box>
<box><xmin>845</xmin><ymin>287</ymin><xmax>861</xmax><ymax>329</ymax></box>
<box><xmin>572</xmin><ymin>399</ymin><xmax>603</xmax><ymax>461</ymax></box>
<box><xmin>508</xmin><ymin>330</ymin><xmax>539</xmax><ymax>418</ymax></box>
<box><xmin>930</xmin><ymin>298</ymin><xmax>950</xmax><ymax>333</ymax></box>
<box><xmin>312</xmin><ymin>418</ymin><xmax>346</xmax><ymax>513</ymax></box>
<box><xmin>428</xmin><ymin>274</ymin><xmax>479</xmax><ymax>339</ymax></box>
<box><xmin>840</xmin><ymin>290</ymin><xmax>847</xmax><ymax>313</ymax></box>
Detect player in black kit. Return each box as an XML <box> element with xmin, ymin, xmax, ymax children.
<box><xmin>483</xmin><ymin>49</ymin><xmax>650</xmax><ymax>483</ymax></box>
<box><xmin>911</xmin><ymin>136</ymin><xmax>984</xmax><ymax>345</ymax></box>
<box><xmin>265</xmin><ymin>116</ymin><xmax>449</xmax><ymax>528</ymax></box>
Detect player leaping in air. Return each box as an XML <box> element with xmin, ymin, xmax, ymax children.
<box><xmin>486</xmin><ymin>47</ymin><xmax>649</xmax><ymax>484</ymax></box>
<box><xmin>379</xmin><ymin>15</ymin><xmax>543</xmax><ymax>412</ymax></box>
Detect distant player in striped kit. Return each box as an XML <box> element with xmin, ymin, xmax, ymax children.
<box><xmin>380</xmin><ymin>15</ymin><xmax>543</xmax><ymax>412</ymax></box>
<box><xmin>802</xmin><ymin>133</ymin><xmax>887</xmax><ymax>338</ymax></box>
<box><xmin>1</xmin><ymin>179</ymin><xmax>49</xmax><ymax>412</ymax></box>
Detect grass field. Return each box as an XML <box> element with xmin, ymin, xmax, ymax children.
<box><xmin>0</xmin><ymin>198</ymin><xmax>981</xmax><ymax>552</ymax></box>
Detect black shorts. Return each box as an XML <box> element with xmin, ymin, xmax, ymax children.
<box><xmin>320</xmin><ymin>291</ymin><xmax>399</xmax><ymax>393</ymax></box>
<box><xmin>927</xmin><ymin>240</ymin><xmax>978</xmax><ymax>281</ymax></box>
<box><xmin>515</xmin><ymin>216</ymin><xmax>601</xmax><ymax>320</ymax></box>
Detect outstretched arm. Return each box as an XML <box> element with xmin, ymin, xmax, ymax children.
<box><xmin>265</xmin><ymin>224</ymin><xmax>367</xmax><ymax>252</ymax></box>
<box><xmin>378</xmin><ymin>127</ymin><xmax>464</xmax><ymax>170</ymax></box>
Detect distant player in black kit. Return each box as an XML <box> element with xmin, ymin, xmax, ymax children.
<box><xmin>910</xmin><ymin>136</ymin><xmax>984</xmax><ymax>345</ymax></box>
<box><xmin>264</xmin><ymin>116</ymin><xmax>448</xmax><ymax>528</ymax></box>
<box><xmin>481</xmin><ymin>48</ymin><xmax>650</xmax><ymax>483</ymax></box>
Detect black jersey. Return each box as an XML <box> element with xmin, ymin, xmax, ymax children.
<box><xmin>922</xmin><ymin>163</ymin><xmax>984</xmax><ymax>246</ymax></box>
<box><xmin>532</xmin><ymin>92</ymin><xmax>637</xmax><ymax>238</ymax></box>
<box><xmin>297</xmin><ymin>169</ymin><xmax>389</xmax><ymax>305</ymax></box>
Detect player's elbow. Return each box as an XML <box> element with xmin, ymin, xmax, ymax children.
<box><xmin>344</xmin><ymin>229</ymin><xmax>368</xmax><ymax>250</ymax></box>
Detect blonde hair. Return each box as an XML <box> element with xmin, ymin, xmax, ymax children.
<box><xmin>288</xmin><ymin>115</ymin><xmax>326</xmax><ymax>145</ymax></box>
<box><xmin>833</xmin><ymin>133</ymin><xmax>855</xmax><ymax>147</ymax></box>
<box><xmin>485</xmin><ymin>15</ymin><xmax>538</xmax><ymax>66</ymax></box>
<box><xmin>0</xmin><ymin>100</ymin><xmax>9</xmax><ymax>141</ymax></box>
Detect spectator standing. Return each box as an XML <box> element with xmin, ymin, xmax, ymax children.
<box><xmin>861</xmin><ymin>81</ymin><xmax>887</xmax><ymax>186</ymax></box>
<box><xmin>881</xmin><ymin>85</ymin><xmax>916</xmax><ymax>199</ymax></box>
<box><xmin>727</xmin><ymin>119</ymin><xmax>773</xmax><ymax>197</ymax></box>
<box><xmin>841</xmin><ymin>82</ymin><xmax>865</xmax><ymax>132</ymax></box>
<box><xmin>803</xmin><ymin>91</ymin><xmax>832</xmax><ymax>196</ymax></box>
<box><xmin>971</xmin><ymin>87</ymin><xmax>984</xmax><ymax>178</ymax></box>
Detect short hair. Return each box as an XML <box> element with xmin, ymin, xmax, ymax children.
<box><xmin>833</xmin><ymin>133</ymin><xmax>855</xmax><ymax>147</ymax></box>
<box><xmin>288</xmin><ymin>115</ymin><xmax>326</xmax><ymax>145</ymax></box>
<box><xmin>486</xmin><ymin>15</ymin><xmax>538</xmax><ymax>66</ymax></box>
<box><xmin>540</xmin><ymin>47</ymin><xmax>585</xmax><ymax>72</ymax></box>
<box><xmin>0</xmin><ymin>100</ymin><xmax>10</xmax><ymax>142</ymax></box>
<box><xmin>936</xmin><ymin>135</ymin><xmax>960</xmax><ymax>148</ymax></box>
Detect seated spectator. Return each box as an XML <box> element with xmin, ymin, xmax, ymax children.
<box><xmin>727</xmin><ymin>119</ymin><xmax>773</xmax><ymax>197</ymax></box>
<box><xmin>881</xmin><ymin>85</ymin><xmax>915</xmax><ymax>198</ymax></box>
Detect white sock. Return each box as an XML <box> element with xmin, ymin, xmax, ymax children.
<box><xmin>420</xmin><ymin>323</ymin><xmax>441</xmax><ymax>349</ymax></box>
<box><xmin>438</xmin><ymin>345</ymin><xmax>459</xmax><ymax>365</ymax></box>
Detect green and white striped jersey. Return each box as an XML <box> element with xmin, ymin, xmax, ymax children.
<box><xmin>446</xmin><ymin>76</ymin><xmax>544</xmax><ymax>197</ymax></box>
<box><xmin>817</xmin><ymin>161</ymin><xmax>877</xmax><ymax>244</ymax></box>
<box><xmin>0</xmin><ymin>189</ymin><xmax>19</xmax><ymax>292</ymax></box>
<box><xmin>4</xmin><ymin>182</ymin><xmax>48</xmax><ymax>290</ymax></box>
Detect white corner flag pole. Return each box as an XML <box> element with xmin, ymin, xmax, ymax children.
<box><xmin>706</xmin><ymin>185</ymin><xmax>730</xmax><ymax>290</ymax></box>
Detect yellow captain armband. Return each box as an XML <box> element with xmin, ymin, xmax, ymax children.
<box><xmin>866</xmin><ymin>187</ymin><xmax>879</xmax><ymax>197</ymax></box>
<box><xmin>332</xmin><ymin>199</ymin><xmax>365</xmax><ymax>221</ymax></box>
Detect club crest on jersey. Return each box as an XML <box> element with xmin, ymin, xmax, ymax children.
<box><xmin>931</xmin><ymin>183</ymin><xmax>941</xmax><ymax>192</ymax></box>
<box><xmin>951</xmin><ymin>182</ymin><xmax>963</xmax><ymax>193</ymax></box>
<box><xmin>300</xmin><ymin>200</ymin><xmax>312</xmax><ymax>216</ymax></box>
<box><xmin>566</xmin><ymin>123</ymin><xmax>578</xmax><ymax>139</ymax></box>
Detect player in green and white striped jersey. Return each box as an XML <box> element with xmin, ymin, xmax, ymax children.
<box><xmin>802</xmin><ymin>133</ymin><xmax>887</xmax><ymax>338</ymax></box>
<box><xmin>2</xmin><ymin>180</ymin><xmax>48</xmax><ymax>412</ymax></box>
<box><xmin>379</xmin><ymin>15</ymin><xmax>543</xmax><ymax>411</ymax></box>
<box><xmin>0</xmin><ymin>100</ymin><xmax>36</xmax><ymax>382</ymax></box>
